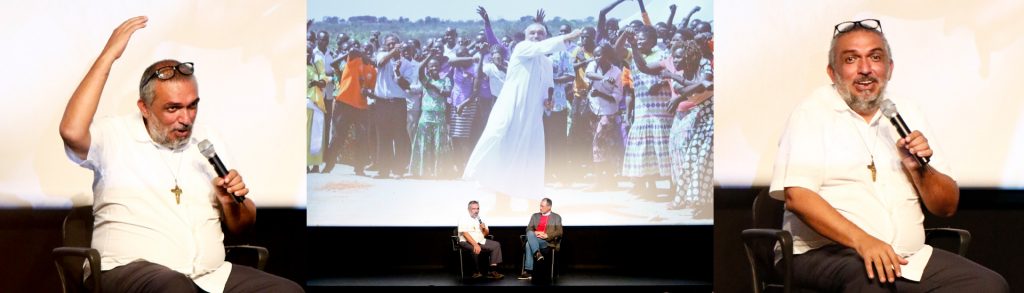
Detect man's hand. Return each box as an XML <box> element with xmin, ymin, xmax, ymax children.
<box><xmin>853</xmin><ymin>234</ymin><xmax>908</xmax><ymax>283</ymax></box>
<box><xmin>563</xmin><ymin>29</ymin><xmax>584</xmax><ymax>41</ymax></box>
<box><xmin>472</xmin><ymin>243</ymin><xmax>482</xmax><ymax>254</ymax></box>
<box><xmin>896</xmin><ymin>130</ymin><xmax>932</xmax><ymax>171</ymax></box>
<box><xmin>213</xmin><ymin>169</ymin><xmax>249</xmax><ymax>205</ymax></box>
<box><xmin>61</xmin><ymin>16</ymin><xmax>148</xmax><ymax>161</ymax></box>
<box><xmin>101</xmin><ymin>16</ymin><xmax>148</xmax><ymax>62</ymax></box>
<box><xmin>476</xmin><ymin>6</ymin><xmax>490</xmax><ymax>24</ymax></box>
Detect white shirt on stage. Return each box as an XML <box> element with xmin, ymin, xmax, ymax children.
<box><xmin>65</xmin><ymin>113</ymin><xmax>233</xmax><ymax>292</ymax></box>
<box><xmin>462</xmin><ymin>34</ymin><xmax>570</xmax><ymax>199</ymax></box>
<box><xmin>457</xmin><ymin>214</ymin><xmax>488</xmax><ymax>245</ymax></box>
<box><xmin>769</xmin><ymin>85</ymin><xmax>953</xmax><ymax>281</ymax></box>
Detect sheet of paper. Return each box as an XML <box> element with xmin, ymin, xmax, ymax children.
<box><xmin>899</xmin><ymin>244</ymin><xmax>932</xmax><ymax>282</ymax></box>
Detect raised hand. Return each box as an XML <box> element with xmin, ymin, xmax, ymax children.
<box><xmin>101</xmin><ymin>16</ymin><xmax>148</xmax><ymax>62</ymax></box>
<box><xmin>476</xmin><ymin>6</ymin><xmax>490</xmax><ymax>24</ymax></box>
<box><xmin>534</xmin><ymin>9</ymin><xmax>546</xmax><ymax>23</ymax></box>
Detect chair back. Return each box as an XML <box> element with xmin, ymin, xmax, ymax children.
<box><xmin>55</xmin><ymin>205</ymin><xmax>95</xmax><ymax>293</ymax></box>
<box><xmin>63</xmin><ymin>206</ymin><xmax>94</xmax><ymax>248</ymax></box>
<box><xmin>751</xmin><ymin>189</ymin><xmax>785</xmax><ymax>230</ymax></box>
<box><xmin>746</xmin><ymin>188</ymin><xmax>790</xmax><ymax>293</ymax></box>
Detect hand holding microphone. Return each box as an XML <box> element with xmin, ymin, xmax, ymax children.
<box><xmin>881</xmin><ymin>100</ymin><xmax>930</xmax><ymax>167</ymax></box>
<box><xmin>199</xmin><ymin>140</ymin><xmax>247</xmax><ymax>203</ymax></box>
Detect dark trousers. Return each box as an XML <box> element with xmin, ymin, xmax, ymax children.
<box><xmin>374</xmin><ymin>99</ymin><xmax>410</xmax><ymax>176</ymax></box>
<box><xmin>543</xmin><ymin>110</ymin><xmax>569</xmax><ymax>180</ymax></box>
<box><xmin>788</xmin><ymin>245</ymin><xmax>1008</xmax><ymax>293</ymax></box>
<box><xmin>325</xmin><ymin>101</ymin><xmax>370</xmax><ymax>171</ymax></box>
<box><xmin>98</xmin><ymin>260</ymin><xmax>303</xmax><ymax>293</ymax></box>
<box><xmin>459</xmin><ymin>240</ymin><xmax>503</xmax><ymax>274</ymax></box>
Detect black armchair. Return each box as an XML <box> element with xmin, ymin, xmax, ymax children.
<box><xmin>52</xmin><ymin>205</ymin><xmax>269</xmax><ymax>293</ymax></box>
<box><xmin>519</xmin><ymin>234</ymin><xmax>560</xmax><ymax>284</ymax></box>
<box><xmin>450</xmin><ymin>228</ymin><xmax>495</xmax><ymax>281</ymax></box>
<box><xmin>740</xmin><ymin>188</ymin><xmax>971</xmax><ymax>293</ymax></box>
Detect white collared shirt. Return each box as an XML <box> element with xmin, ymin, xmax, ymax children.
<box><xmin>769</xmin><ymin>85</ymin><xmax>953</xmax><ymax>278</ymax></box>
<box><xmin>373</xmin><ymin>51</ymin><xmax>414</xmax><ymax>100</ymax></box>
<box><xmin>457</xmin><ymin>214</ymin><xmax>487</xmax><ymax>245</ymax></box>
<box><xmin>585</xmin><ymin>62</ymin><xmax>623</xmax><ymax>115</ymax></box>
<box><xmin>65</xmin><ymin>113</ymin><xmax>232</xmax><ymax>291</ymax></box>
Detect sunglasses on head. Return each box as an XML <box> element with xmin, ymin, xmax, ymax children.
<box><xmin>140</xmin><ymin>62</ymin><xmax>194</xmax><ymax>89</ymax></box>
<box><xmin>833</xmin><ymin>19</ymin><xmax>882</xmax><ymax>37</ymax></box>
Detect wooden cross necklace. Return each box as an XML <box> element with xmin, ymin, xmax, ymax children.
<box><xmin>160</xmin><ymin>146</ymin><xmax>186</xmax><ymax>204</ymax></box>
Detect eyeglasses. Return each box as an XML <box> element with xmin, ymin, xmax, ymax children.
<box><xmin>833</xmin><ymin>19</ymin><xmax>882</xmax><ymax>37</ymax></box>
<box><xmin>140</xmin><ymin>62</ymin><xmax>194</xmax><ymax>89</ymax></box>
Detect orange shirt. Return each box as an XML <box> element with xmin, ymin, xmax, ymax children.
<box><xmin>336</xmin><ymin>57</ymin><xmax>377</xmax><ymax>109</ymax></box>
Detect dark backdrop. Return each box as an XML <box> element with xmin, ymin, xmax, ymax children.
<box><xmin>0</xmin><ymin>207</ymin><xmax>712</xmax><ymax>292</ymax></box>
<box><xmin>0</xmin><ymin>208</ymin><xmax>306</xmax><ymax>293</ymax></box>
<box><xmin>307</xmin><ymin>225</ymin><xmax>713</xmax><ymax>282</ymax></box>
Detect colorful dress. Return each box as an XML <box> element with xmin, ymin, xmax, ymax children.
<box><xmin>409</xmin><ymin>77</ymin><xmax>454</xmax><ymax>177</ymax></box>
<box><xmin>673</xmin><ymin>96</ymin><xmax>714</xmax><ymax>208</ymax></box>
<box><xmin>622</xmin><ymin>48</ymin><xmax>673</xmax><ymax>178</ymax></box>
<box><xmin>307</xmin><ymin>60</ymin><xmax>326</xmax><ymax>166</ymax></box>
<box><xmin>672</xmin><ymin>62</ymin><xmax>715</xmax><ymax>208</ymax></box>
<box><xmin>449</xmin><ymin>64</ymin><xmax>477</xmax><ymax>139</ymax></box>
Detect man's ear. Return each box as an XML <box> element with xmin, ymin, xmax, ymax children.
<box><xmin>137</xmin><ymin>99</ymin><xmax>149</xmax><ymax>116</ymax></box>
<box><xmin>826</xmin><ymin>64</ymin><xmax>837</xmax><ymax>84</ymax></box>
<box><xmin>887</xmin><ymin>59</ymin><xmax>895</xmax><ymax>81</ymax></box>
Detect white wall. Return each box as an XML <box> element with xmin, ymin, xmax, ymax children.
<box><xmin>715</xmin><ymin>0</ymin><xmax>1024</xmax><ymax>188</ymax></box>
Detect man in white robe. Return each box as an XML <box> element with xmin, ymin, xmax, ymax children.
<box><xmin>463</xmin><ymin>23</ymin><xmax>582</xmax><ymax>200</ymax></box>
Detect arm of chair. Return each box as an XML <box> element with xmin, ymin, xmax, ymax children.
<box><xmin>53</xmin><ymin>247</ymin><xmax>102</xmax><ymax>293</ymax></box>
<box><xmin>741</xmin><ymin>228</ymin><xmax>793</xmax><ymax>293</ymax></box>
<box><xmin>925</xmin><ymin>228</ymin><xmax>971</xmax><ymax>257</ymax></box>
<box><xmin>225</xmin><ymin>245</ymin><xmax>269</xmax><ymax>271</ymax></box>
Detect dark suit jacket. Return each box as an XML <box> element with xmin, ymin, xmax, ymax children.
<box><xmin>526</xmin><ymin>212</ymin><xmax>562</xmax><ymax>250</ymax></box>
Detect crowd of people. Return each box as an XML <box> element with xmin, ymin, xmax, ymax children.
<box><xmin>306</xmin><ymin>1</ymin><xmax>714</xmax><ymax>214</ymax></box>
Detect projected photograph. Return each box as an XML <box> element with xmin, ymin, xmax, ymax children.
<box><xmin>306</xmin><ymin>0</ymin><xmax>714</xmax><ymax>226</ymax></box>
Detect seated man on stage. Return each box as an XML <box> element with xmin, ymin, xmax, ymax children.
<box><xmin>457</xmin><ymin>200</ymin><xmax>504</xmax><ymax>279</ymax></box>
<box><xmin>519</xmin><ymin>197</ymin><xmax>562</xmax><ymax>280</ymax></box>
<box><xmin>59</xmin><ymin>16</ymin><xmax>301</xmax><ymax>292</ymax></box>
<box><xmin>769</xmin><ymin>18</ymin><xmax>1006</xmax><ymax>292</ymax></box>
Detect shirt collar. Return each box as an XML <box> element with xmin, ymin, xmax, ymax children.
<box><xmin>822</xmin><ymin>85</ymin><xmax>882</xmax><ymax>125</ymax></box>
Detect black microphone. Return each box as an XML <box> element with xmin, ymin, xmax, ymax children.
<box><xmin>880</xmin><ymin>99</ymin><xmax>929</xmax><ymax>166</ymax></box>
<box><xmin>198</xmin><ymin>140</ymin><xmax>246</xmax><ymax>203</ymax></box>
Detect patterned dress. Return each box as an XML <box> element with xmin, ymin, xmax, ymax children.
<box><xmin>449</xmin><ymin>65</ymin><xmax>477</xmax><ymax>139</ymax></box>
<box><xmin>409</xmin><ymin>77</ymin><xmax>454</xmax><ymax>177</ymax></box>
<box><xmin>673</xmin><ymin>97</ymin><xmax>714</xmax><ymax>208</ymax></box>
<box><xmin>622</xmin><ymin>48</ymin><xmax>673</xmax><ymax>178</ymax></box>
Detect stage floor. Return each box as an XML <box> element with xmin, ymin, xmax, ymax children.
<box><xmin>307</xmin><ymin>268</ymin><xmax>710</xmax><ymax>292</ymax></box>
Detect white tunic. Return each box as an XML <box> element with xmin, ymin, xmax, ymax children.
<box><xmin>66</xmin><ymin>113</ymin><xmax>233</xmax><ymax>292</ymax></box>
<box><xmin>462</xmin><ymin>35</ymin><xmax>569</xmax><ymax>199</ymax></box>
